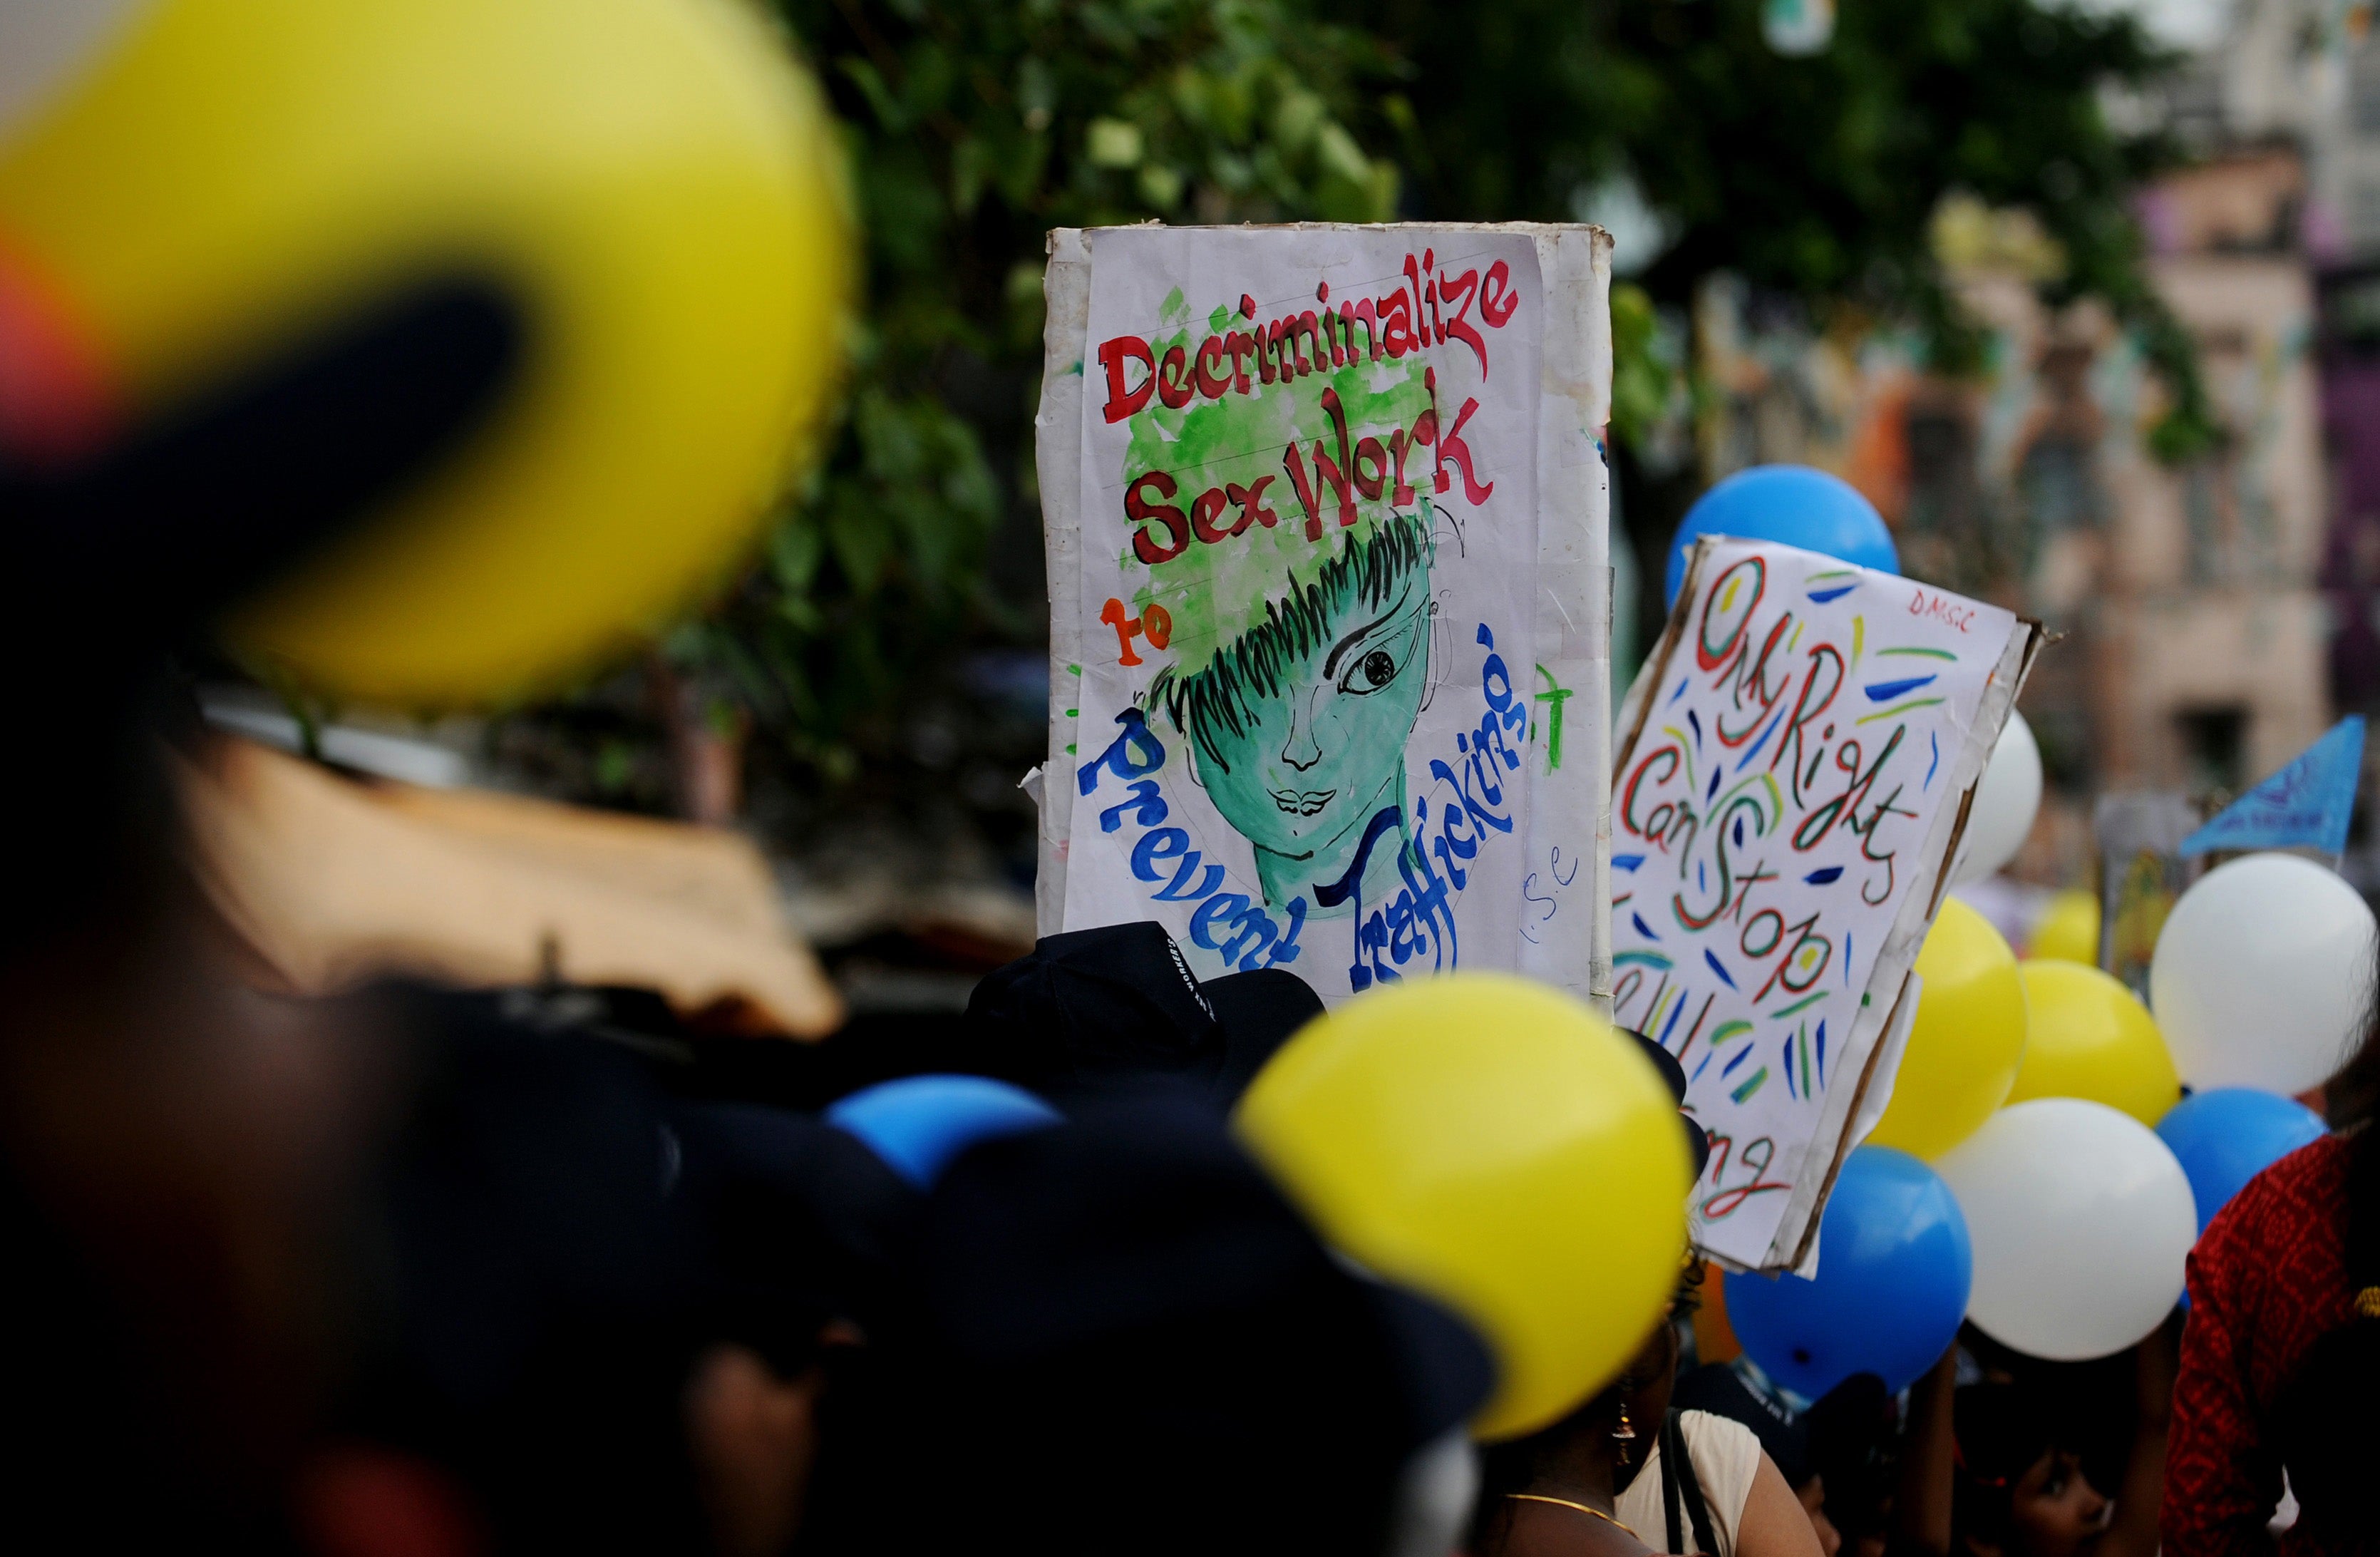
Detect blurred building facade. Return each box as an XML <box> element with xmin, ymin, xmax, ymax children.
<box><xmin>1684</xmin><ymin>140</ymin><xmax>2331</xmax><ymax>888</ymax></box>
<box><xmin>2153</xmin><ymin>1</ymin><xmax>2380</xmax><ymax>873</ymax></box>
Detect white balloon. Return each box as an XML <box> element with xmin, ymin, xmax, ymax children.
<box><xmin>1936</xmin><ymin>1098</ymin><xmax>2196</xmax><ymax>1360</ymax></box>
<box><xmin>1951</xmin><ymin>712</ymin><xmax>2043</xmax><ymax>887</ymax></box>
<box><xmin>2150</xmin><ymin>852</ymin><xmax>2375</xmax><ymax>1094</ymax></box>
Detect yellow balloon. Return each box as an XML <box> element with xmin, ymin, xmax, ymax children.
<box><xmin>0</xmin><ymin>0</ymin><xmax>851</xmax><ymax>706</ymax></box>
<box><xmin>2028</xmin><ymin>889</ymin><xmax>2101</xmax><ymax>965</ymax></box>
<box><xmin>2006</xmin><ymin>960</ymin><xmax>2179</xmax><ymax>1126</ymax></box>
<box><xmin>1866</xmin><ymin>898</ymin><xmax>2027</xmax><ymax>1161</ymax></box>
<box><xmin>1235</xmin><ymin>974</ymin><xmax>1689</xmax><ymax>1442</ymax></box>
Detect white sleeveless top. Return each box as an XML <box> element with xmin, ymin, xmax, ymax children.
<box><xmin>1610</xmin><ymin>1409</ymin><xmax>1764</xmax><ymax>1556</ymax></box>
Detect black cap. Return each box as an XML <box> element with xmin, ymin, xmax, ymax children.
<box><xmin>870</xmin><ymin>1095</ymin><xmax>1493</xmax><ymax>1555</ymax></box>
<box><xmin>964</xmin><ymin>921</ymin><xmax>1322</xmax><ymax>1107</ymax></box>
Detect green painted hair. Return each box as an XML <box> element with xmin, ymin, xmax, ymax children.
<box><xmin>1150</xmin><ymin>505</ymin><xmax>1431</xmax><ymax>776</ymax></box>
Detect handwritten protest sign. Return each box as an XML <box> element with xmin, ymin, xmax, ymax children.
<box><xmin>1613</xmin><ymin>538</ymin><xmax>2040</xmax><ymax>1270</ymax></box>
<box><xmin>1034</xmin><ymin>224</ymin><xmax>1614</xmax><ymax>1005</ymax></box>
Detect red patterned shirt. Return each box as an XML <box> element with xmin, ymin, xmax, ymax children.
<box><xmin>2161</xmin><ymin>1133</ymin><xmax>2356</xmax><ymax>1556</ymax></box>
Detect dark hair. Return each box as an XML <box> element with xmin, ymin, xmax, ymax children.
<box><xmin>1950</xmin><ymin>1383</ymin><xmax>2060</xmax><ymax>1552</ymax></box>
<box><xmin>1806</xmin><ymin>1372</ymin><xmax>1892</xmax><ymax>1538</ymax></box>
<box><xmin>1151</xmin><ymin>507</ymin><xmax>1431</xmax><ymax>774</ymax></box>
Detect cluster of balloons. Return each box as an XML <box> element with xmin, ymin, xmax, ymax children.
<box><xmin>1724</xmin><ymin>853</ymin><xmax>2364</xmax><ymax>1388</ymax></box>
<box><xmin>833</xmin><ymin>977</ymin><xmax>1694</xmax><ymax>1443</ymax></box>
<box><xmin>1714</xmin><ymin>861</ymin><xmax>2361</xmax><ymax>1380</ymax></box>
<box><xmin>1666</xmin><ymin>467</ymin><xmax>2361</xmax><ymax>1384</ymax></box>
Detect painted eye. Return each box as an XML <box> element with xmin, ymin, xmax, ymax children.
<box><xmin>1344</xmin><ymin>647</ymin><xmax>1398</xmax><ymax>694</ymax></box>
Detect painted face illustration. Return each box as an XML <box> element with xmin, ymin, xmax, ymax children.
<box><xmin>1197</xmin><ymin>586</ymin><xmax>1428</xmax><ymax>850</ymax></box>
<box><xmin>1158</xmin><ymin>510</ymin><xmax>1434</xmax><ymax>908</ymax></box>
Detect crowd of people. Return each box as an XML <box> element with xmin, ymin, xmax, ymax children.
<box><xmin>7</xmin><ymin>719</ymin><xmax>2379</xmax><ymax>1556</ymax></box>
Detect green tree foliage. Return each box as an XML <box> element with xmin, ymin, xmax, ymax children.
<box><xmin>689</xmin><ymin>0</ymin><xmax>1403</xmax><ymax>784</ymax></box>
<box><xmin>1344</xmin><ymin>0</ymin><xmax>2212</xmax><ymax>455</ymax></box>
<box><xmin>641</xmin><ymin>0</ymin><xmax>2197</xmax><ymax>811</ymax></box>
<box><xmin>1606</xmin><ymin>278</ymin><xmax>1671</xmax><ymax>456</ymax></box>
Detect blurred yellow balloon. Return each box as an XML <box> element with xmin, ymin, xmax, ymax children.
<box><xmin>1867</xmin><ymin>898</ymin><xmax>2027</xmax><ymax>1161</ymax></box>
<box><xmin>1235</xmin><ymin>974</ymin><xmax>1689</xmax><ymax>1442</ymax></box>
<box><xmin>2006</xmin><ymin>960</ymin><xmax>2178</xmax><ymax>1126</ymax></box>
<box><xmin>2028</xmin><ymin>888</ymin><xmax>2101</xmax><ymax>966</ymax></box>
<box><xmin>0</xmin><ymin>0</ymin><xmax>851</xmax><ymax>706</ymax></box>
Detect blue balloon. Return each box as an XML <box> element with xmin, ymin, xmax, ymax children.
<box><xmin>1724</xmin><ymin>1146</ymin><xmax>1970</xmax><ymax>1398</ymax></box>
<box><xmin>2157</xmin><ymin>1089</ymin><xmax>2327</xmax><ymax>1236</ymax></box>
<box><xmin>1664</xmin><ymin>465</ymin><xmax>1900</xmax><ymax>607</ymax></box>
<box><xmin>826</xmin><ymin>1074</ymin><xmax>1061</xmax><ymax>1188</ymax></box>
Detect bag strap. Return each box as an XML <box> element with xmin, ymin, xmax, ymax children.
<box><xmin>1664</xmin><ymin>1408</ymin><xmax>1721</xmax><ymax>1556</ymax></box>
<box><xmin>1661</xmin><ymin>1412</ymin><xmax>1682</xmax><ymax>1553</ymax></box>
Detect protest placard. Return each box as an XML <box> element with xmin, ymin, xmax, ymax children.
<box><xmin>1613</xmin><ymin>537</ymin><xmax>2041</xmax><ymax>1270</ymax></box>
<box><xmin>1034</xmin><ymin>223</ymin><xmax>1614</xmax><ymax>1005</ymax></box>
<box><xmin>2180</xmin><ymin>715</ymin><xmax>2366</xmax><ymax>861</ymax></box>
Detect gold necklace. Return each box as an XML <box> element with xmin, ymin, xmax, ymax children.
<box><xmin>1507</xmin><ymin>1493</ymin><xmax>1640</xmax><ymax>1538</ymax></box>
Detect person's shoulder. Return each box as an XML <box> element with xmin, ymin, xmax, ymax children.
<box><xmin>1676</xmin><ymin>1408</ymin><xmax>1766</xmax><ymax>1486</ymax></box>
<box><xmin>1671</xmin><ymin>1409</ymin><xmax>1767</xmax><ymax>1545</ymax></box>
<box><xmin>1677</xmin><ymin>1407</ymin><xmax>1762</xmax><ymax>1451</ymax></box>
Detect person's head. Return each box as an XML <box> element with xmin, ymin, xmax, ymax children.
<box><xmin>878</xmin><ymin>1092</ymin><xmax>1493</xmax><ymax>1557</ymax></box>
<box><xmin>1805</xmin><ymin>1372</ymin><xmax>1892</xmax><ymax>1557</ymax></box>
<box><xmin>1470</xmin><ymin>1256</ymin><xmax>1701</xmax><ymax>1550</ymax></box>
<box><xmin>316</xmin><ymin>987</ymin><xmax>840</xmax><ymax>1555</ymax></box>
<box><xmin>963</xmin><ymin>920</ymin><xmax>1324</xmax><ymax>1106</ymax></box>
<box><xmin>1156</xmin><ymin>507</ymin><xmax>1434</xmax><ymax>871</ymax></box>
<box><xmin>1952</xmin><ymin>1384</ymin><xmax>2111</xmax><ymax>1557</ymax></box>
<box><xmin>1798</xmin><ymin>1476</ymin><xmax>1843</xmax><ymax>1557</ymax></box>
